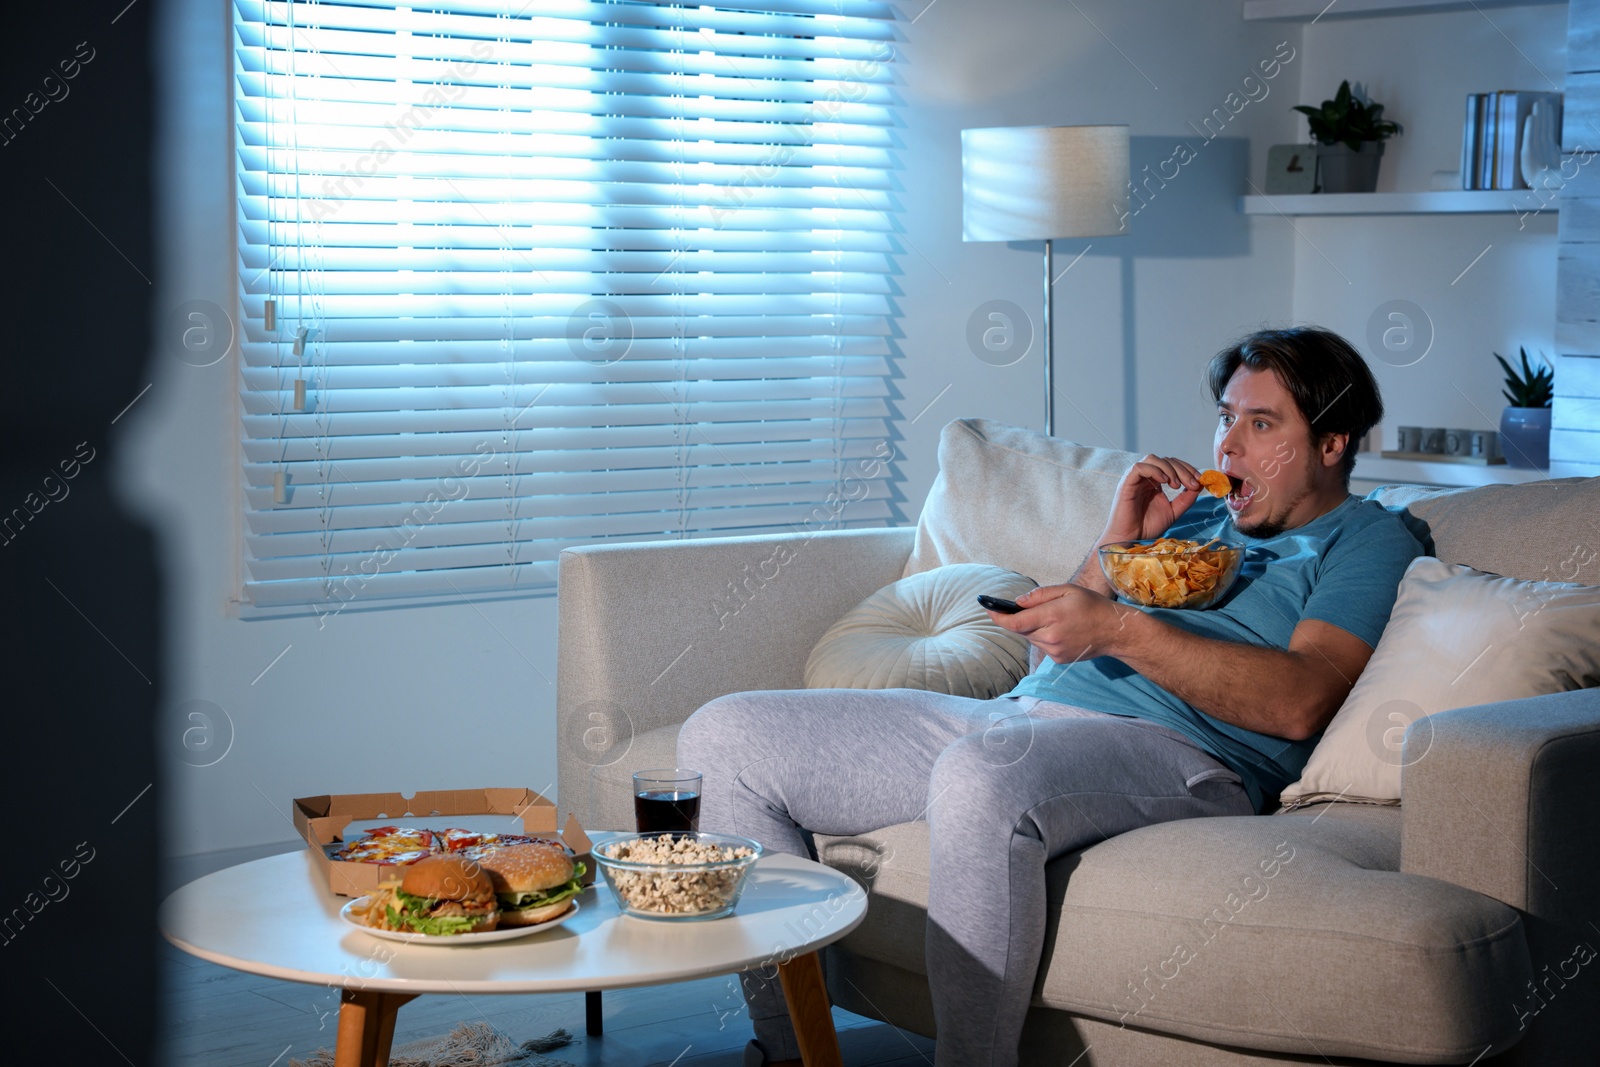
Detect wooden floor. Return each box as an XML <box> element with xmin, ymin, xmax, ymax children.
<box><xmin>158</xmin><ymin>941</ymin><xmax>937</xmax><ymax>1067</ymax></box>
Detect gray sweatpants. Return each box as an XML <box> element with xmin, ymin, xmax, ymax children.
<box><xmin>677</xmin><ymin>688</ymin><xmax>1254</xmax><ymax>1067</ymax></box>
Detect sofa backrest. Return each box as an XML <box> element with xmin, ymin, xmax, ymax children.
<box><xmin>905</xmin><ymin>419</ymin><xmax>1139</xmax><ymax>585</ymax></box>
<box><xmin>908</xmin><ymin>418</ymin><xmax>1600</xmax><ymax>587</ymax></box>
<box><xmin>1366</xmin><ymin>481</ymin><xmax>1600</xmax><ymax>585</ymax></box>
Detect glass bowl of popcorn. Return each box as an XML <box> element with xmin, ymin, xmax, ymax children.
<box><xmin>593</xmin><ymin>832</ymin><xmax>762</xmax><ymax>921</ymax></box>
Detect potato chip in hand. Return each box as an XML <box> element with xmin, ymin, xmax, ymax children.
<box><xmin>1198</xmin><ymin>469</ymin><xmax>1235</xmax><ymax>499</ymax></box>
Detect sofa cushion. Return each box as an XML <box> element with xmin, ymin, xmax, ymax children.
<box><xmin>803</xmin><ymin>564</ymin><xmax>1037</xmax><ymax>697</ymax></box>
<box><xmin>1280</xmin><ymin>557</ymin><xmax>1600</xmax><ymax>809</ymax></box>
<box><xmin>817</xmin><ymin>807</ymin><xmax>1532</xmax><ymax>1062</ymax></box>
<box><xmin>580</xmin><ymin>723</ymin><xmax>681</xmax><ymax>831</ymax></box>
<box><xmin>1366</xmin><ymin>478</ymin><xmax>1600</xmax><ymax>585</ymax></box>
<box><xmin>817</xmin><ymin>822</ymin><xmax>933</xmax><ymax>978</ymax></box>
<box><xmin>905</xmin><ymin>418</ymin><xmax>1139</xmax><ymax>585</ymax></box>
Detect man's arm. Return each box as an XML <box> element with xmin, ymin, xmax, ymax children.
<box><xmin>1000</xmin><ymin>585</ymin><xmax>1374</xmax><ymax>741</ymax></box>
<box><xmin>1070</xmin><ymin>548</ymin><xmax>1115</xmax><ymax>598</ymax></box>
<box><xmin>1099</xmin><ymin>610</ymin><xmax>1372</xmax><ymax>740</ymax></box>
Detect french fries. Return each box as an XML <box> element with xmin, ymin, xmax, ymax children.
<box><xmin>347</xmin><ymin>880</ymin><xmax>406</xmax><ymax>930</ymax></box>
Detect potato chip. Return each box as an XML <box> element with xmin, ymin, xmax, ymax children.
<box><xmin>1198</xmin><ymin>469</ymin><xmax>1235</xmax><ymax>499</ymax></box>
<box><xmin>1099</xmin><ymin>537</ymin><xmax>1242</xmax><ymax>610</ymax></box>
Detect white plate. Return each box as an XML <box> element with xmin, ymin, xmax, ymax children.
<box><xmin>339</xmin><ymin>896</ymin><xmax>579</xmax><ymax>945</ymax></box>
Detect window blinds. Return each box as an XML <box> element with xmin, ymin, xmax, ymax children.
<box><xmin>233</xmin><ymin>0</ymin><xmax>900</xmax><ymax>609</ymax></box>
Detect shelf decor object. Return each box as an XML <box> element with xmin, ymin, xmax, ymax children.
<box><xmin>1520</xmin><ymin>97</ymin><xmax>1563</xmax><ymax>190</ymax></box>
<box><xmin>1496</xmin><ymin>347</ymin><xmax>1555</xmax><ymax>470</ymax></box>
<box><xmin>1462</xmin><ymin>91</ymin><xmax>1562</xmax><ymax>190</ymax></box>
<box><xmin>1293</xmin><ymin>80</ymin><xmax>1402</xmax><ymax>193</ymax></box>
<box><xmin>1264</xmin><ymin>144</ymin><xmax>1318</xmax><ymax>195</ymax></box>
<box><xmin>961</xmin><ymin>125</ymin><xmax>1130</xmax><ymax>436</ymax></box>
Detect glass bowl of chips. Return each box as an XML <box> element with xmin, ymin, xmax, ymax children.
<box><xmin>1098</xmin><ymin>538</ymin><xmax>1244</xmax><ymax>610</ymax></box>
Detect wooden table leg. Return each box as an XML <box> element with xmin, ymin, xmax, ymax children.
<box><xmin>586</xmin><ymin>990</ymin><xmax>604</xmax><ymax>1035</ymax></box>
<box><xmin>777</xmin><ymin>951</ymin><xmax>842</xmax><ymax>1067</ymax></box>
<box><xmin>334</xmin><ymin>989</ymin><xmax>417</xmax><ymax>1067</ymax></box>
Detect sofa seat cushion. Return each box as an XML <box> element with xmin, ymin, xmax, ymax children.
<box><xmin>817</xmin><ymin>807</ymin><xmax>1532</xmax><ymax>1063</ymax></box>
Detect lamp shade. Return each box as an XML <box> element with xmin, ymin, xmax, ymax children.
<box><xmin>961</xmin><ymin>125</ymin><xmax>1131</xmax><ymax>241</ymax></box>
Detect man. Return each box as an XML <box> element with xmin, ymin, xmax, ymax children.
<box><xmin>678</xmin><ymin>326</ymin><xmax>1423</xmax><ymax>1067</ymax></box>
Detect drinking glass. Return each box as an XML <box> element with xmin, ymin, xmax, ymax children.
<box><xmin>632</xmin><ymin>769</ymin><xmax>702</xmax><ymax>835</ymax></box>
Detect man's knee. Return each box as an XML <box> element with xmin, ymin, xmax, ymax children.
<box><xmin>677</xmin><ymin>692</ymin><xmax>768</xmax><ymax>764</ymax></box>
<box><xmin>927</xmin><ymin>727</ymin><xmax>1037</xmax><ymax>824</ymax></box>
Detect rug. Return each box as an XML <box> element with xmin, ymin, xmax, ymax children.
<box><xmin>290</xmin><ymin>1022</ymin><xmax>577</xmax><ymax>1067</ymax></box>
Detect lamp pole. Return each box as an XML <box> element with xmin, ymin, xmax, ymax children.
<box><xmin>1042</xmin><ymin>239</ymin><xmax>1053</xmax><ymax>436</ymax></box>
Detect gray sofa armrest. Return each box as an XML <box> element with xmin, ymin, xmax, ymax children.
<box><xmin>556</xmin><ymin>527</ymin><xmax>915</xmax><ymax>821</ymax></box>
<box><xmin>1400</xmin><ymin>687</ymin><xmax>1600</xmax><ymax>914</ymax></box>
<box><xmin>1400</xmin><ymin>687</ymin><xmax>1600</xmax><ymax>1062</ymax></box>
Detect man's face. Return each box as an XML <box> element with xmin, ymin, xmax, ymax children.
<box><xmin>1213</xmin><ymin>365</ymin><xmax>1335</xmax><ymax>539</ymax></box>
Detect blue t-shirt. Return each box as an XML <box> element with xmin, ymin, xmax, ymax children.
<box><xmin>1008</xmin><ymin>494</ymin><xmax>1423</xmax><ymax>811</ymax></box>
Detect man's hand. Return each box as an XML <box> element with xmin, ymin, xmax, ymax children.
<box><xmin>1103</xmin><ymin>454</ymin><xmax>1206</xmax><ymax>544</ymax></box>
<box><xmin>1072</xmin><ymin>454</ymin><xmax>1207</xmax><ymax>596</ymax></box>
<box><xmin>988</xmin><ymin>583</ymin><xmax>1131</xmax><ymax>665</ymax></box>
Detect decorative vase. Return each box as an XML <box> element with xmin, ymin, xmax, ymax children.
<box><xmin>1315</xmin><ymin>141</ymin><xmax>1385</xmax><ymax>193</ymax></box>
<box><xmin>1498</xmin><ymin>406</ymin><xmax>1551</xmax><ymax>469</ymax></box>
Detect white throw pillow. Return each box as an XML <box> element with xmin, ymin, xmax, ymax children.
<box><xmin>1279</xmin><ymin>556</ymin><xmax>1600</xmax><ymax>809</ymax></box>
<box><xmin>804</xmin><ymin>564</ymin><xmax>1038</xmax><ymax>697</ymax></box>
<box><xmin>906</xmin><ymin>418</ymin><xmax>1139</xmax><ymax>585</ymax></box>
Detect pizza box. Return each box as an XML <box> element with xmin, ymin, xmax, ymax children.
<box><xmin>292</xmin><ymin>786</ymin><xmax>593</xmax><ymax>899</ymax></box>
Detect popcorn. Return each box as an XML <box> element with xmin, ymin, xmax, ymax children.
<box><xmin>598</xmin><ymin>836</ymin><xmax>756</xmax><ymax>916</ymax></box>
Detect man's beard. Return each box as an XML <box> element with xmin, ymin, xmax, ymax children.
<box><xmin>1229</xmin><ymin>514</ymin><xmax>1289</xmax><ymax>540</ymax></box>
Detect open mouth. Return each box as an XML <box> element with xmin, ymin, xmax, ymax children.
<box><xmin>1225</xmin><ymin>476</ymin><xmax>1255</xmax><ymax>511</ymax></box>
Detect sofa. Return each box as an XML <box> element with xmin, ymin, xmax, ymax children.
<box><xmin>555</xmin><ymin>418</ymin><xmax>1600</xmax><ymax>1065</ymax></box>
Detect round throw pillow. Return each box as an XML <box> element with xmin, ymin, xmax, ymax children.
<box><xmin>803</xmin><ymin>563</ymin><xmax>1039</xmax><ymax>697</ymax></box>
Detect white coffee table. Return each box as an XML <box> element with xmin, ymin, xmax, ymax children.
<box><xmin>161</xmin><ymin>844</ymin><xmax>866</xmax><ymax>1067</ymax></box>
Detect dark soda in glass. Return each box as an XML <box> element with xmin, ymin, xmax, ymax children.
<box><xmin>634</xmin><ymin>789</ymin><xmax>701</xmax><ymax>834</ymax></box>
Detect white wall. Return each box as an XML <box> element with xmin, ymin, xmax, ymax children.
<box><xmin>132</xmin><ymin>0</ymin><xmax>1557</xmax><ymax>862</ymax></box>
<box><xmin>890</xmin><ymin>1</ymin><xmax>1305</xmax><ymax>493</ymax></box>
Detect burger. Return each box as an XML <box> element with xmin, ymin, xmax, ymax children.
<box><xmin>383</xmin><ymin>854</ymin><xmax>500</xmax><ymax>935</ymax></box>
<box><xmin>473</xmin><ymin>841</ymin><xmax>585</xmax><ymax>926</ymax></box>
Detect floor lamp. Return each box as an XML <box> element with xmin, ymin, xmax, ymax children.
<box><xmin>961</xmin><ymin>125</ymin><xmax>1130</xmax><ymax>436</ymax></box>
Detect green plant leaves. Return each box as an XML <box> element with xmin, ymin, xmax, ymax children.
<box><xmin>1495</xmin><ymin>346</ymin><xmax>1554</xmax><ymax>408</ymax></box>
<box><xmin>1292</xmin><ymin>80</ymin><xmax>1402</xmax><ymax>148</ymax></box>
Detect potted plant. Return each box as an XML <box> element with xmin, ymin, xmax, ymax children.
<box><xmin>1292</xmin><ymin>80</ymin><xmax>1402</xmax><ymax>193</ymax></box>
<box><xmin>1495</xmin><ymin>347</ymin><xmax>1554</xmax><ymax>469</ymax></box>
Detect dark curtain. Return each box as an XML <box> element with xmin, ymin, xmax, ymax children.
<box><xmin>0</xmin><ymin>2</ymin><xmax>160</xmax><ymax>1062</ymax></box>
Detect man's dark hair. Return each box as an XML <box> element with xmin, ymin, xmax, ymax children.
<box><xmin>1205</xmin><ymin>326</ymin><xmax>1383</xmax><ymax>483</ymax></box>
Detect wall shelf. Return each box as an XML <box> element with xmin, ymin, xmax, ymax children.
<box><xmin>1238</xmin><ymin>190</ymin><xmax>1556</xmax><ymax>215</ymax></box>
<box><xmin>1354</xmin><ymin>453</ymin><xmax>1551</xmax><ymax>487</ymax></box>
<box><xmin>1242</xmin><ymin>0</ymin><xmax>1562</xmax><ymax>21</ymax></box>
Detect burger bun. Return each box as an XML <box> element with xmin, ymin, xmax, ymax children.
<box><xmin>400</xmin><ymin>854</ymin><xmax>496</xmax><ymax>904</ymax></box>
<box><xmin>473</xmin><ymin>841</ymin><xmax>574</xmax><ymax>894</ymax></box>
<box><xmin>497</xmin><ymin>898</ymin><xmax>575</xmax><ymax>926</ymax></box>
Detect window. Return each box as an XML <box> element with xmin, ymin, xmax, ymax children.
<box><xmin>233</xmin><ymin>0</ymin><xmax>900</xmax><ymax>610</ymax></box>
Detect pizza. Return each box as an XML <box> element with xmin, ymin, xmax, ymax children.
<box><xmin>441</xmin><ymin>828</ymin><xmax>541</xmax><ymax>853</ymax></box>
<box><xmin>331</xmin><ymin>826</ymin><xmax>438</xmax><ymax>865</ymax></box>
<box><xmin>330</xmin><ymin>825</ymin><xmax>546</xmax><ymax>866</ymax></box>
